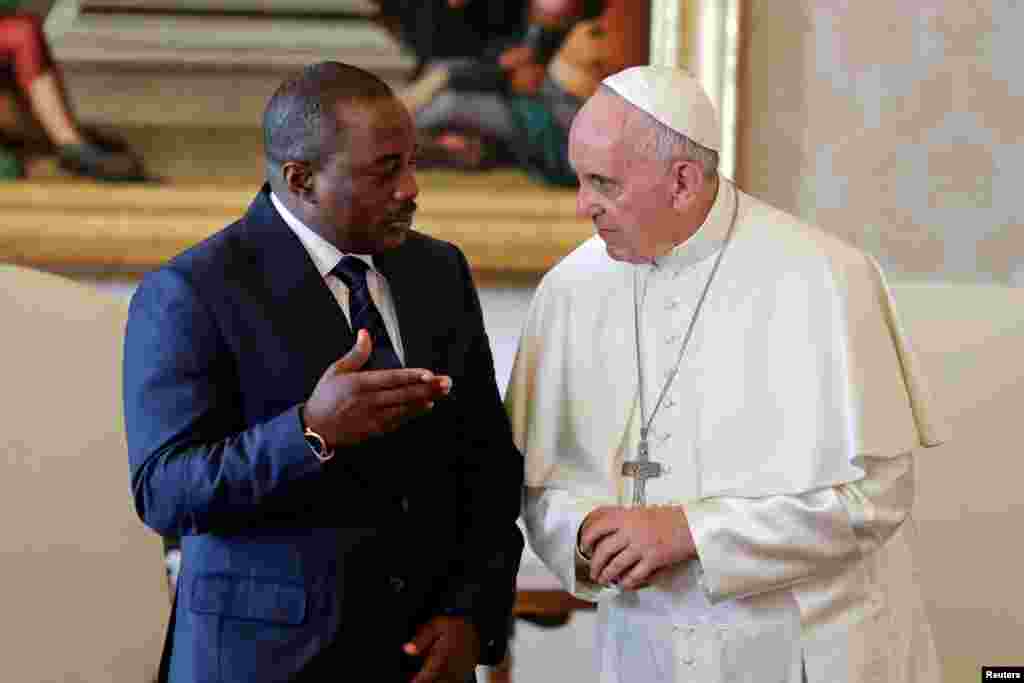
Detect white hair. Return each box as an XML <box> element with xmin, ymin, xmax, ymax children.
<box><xmin>648</xmin><ymin>118</ymin><xmax>719</xmax><ymax>180</ymax></box>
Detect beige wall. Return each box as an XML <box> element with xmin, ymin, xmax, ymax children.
<box><xmin>737</xmin><ymin>1</ymin><xmax>1022</xmax><ymax>284</ymax></box>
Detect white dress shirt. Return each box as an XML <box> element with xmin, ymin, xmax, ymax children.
<box><xmin>271</xmin><ymin>192</ymin><xmax>406</xmax><ymax>364</ymax></box>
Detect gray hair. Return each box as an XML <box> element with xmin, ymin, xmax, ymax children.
<box><xmin>601</xmin><ymin>84</ymin><xmax>719</xmax><ymax>180</ymax></box>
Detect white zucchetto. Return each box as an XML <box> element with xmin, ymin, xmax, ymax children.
<box><xmin>602</xmin><ymin>66</ymin><xmax>721</xmax><ymax>152</ymax></box>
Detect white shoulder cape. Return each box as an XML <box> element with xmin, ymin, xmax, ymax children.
<box><xmin>507</xmin><ymin>187</ymin><xmax>945</xmax><ymax>499</ymax></box>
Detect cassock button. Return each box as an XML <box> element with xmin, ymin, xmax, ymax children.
<box><xmin>666</xmin><ymin>298</ymin><xmax>681</xmax><ymax>311</ymax></box>
<box><xmin>665</xmin><ymin>333</ymin><xmax>682</xmax><ymax>345</ymax></box>
<box><xmin>400</xmin><ymin>497</ymin><xmax>410</xmax><ymax>513</ymax></box>
<box><xmin>389</xmin><ymin>576</ymin><xmax>406</xmax><ymax>593</ymax></box>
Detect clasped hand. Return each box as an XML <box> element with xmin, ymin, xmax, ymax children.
<box><xmin>302</xmin><ymin>329</ymin><xmax>452</xmax><ymax>448</ymax></box>
<box><xmin>578</xmin><ymin>505</ymin><xmax>697</xmax><ymax>590</ymax></box>
<box><xmin>404</xmin><ymin>615</ymin><xmax>481</xmax><ymax>683</ymax></box>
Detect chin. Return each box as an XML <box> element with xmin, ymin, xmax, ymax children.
<box><xmin>603</xmin><ymin>242</ymin><xmax>644</xmax><ymax>264</ymax></box>
<box><xmin>378</xmin><ymin>226</ymin><xmax>410</xmax><ymax>251</ymax></box>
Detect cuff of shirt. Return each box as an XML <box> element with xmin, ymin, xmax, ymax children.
<box><xmin>682</xmin><ymin>498</ymin><xmax>724</xmax><ymax>603</ymax></box>
<box><xmin>570</xmin><ymin>504</ymin><xmax>625</xmax><ymax>602</ymax></box>
<box><xmin>575</xmin><ymin>525</ymin><xmax>592</xmax><ymax>564</ymax></box>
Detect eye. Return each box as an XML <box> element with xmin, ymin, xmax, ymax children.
<box><xmin>374</xmin><ymin>161</ymin><xmax>401</xmax><ymax>181</ymax></box>
<box><xmin>589</xmin><ymin>174</ymin><xmax>617</xmax><ymax>195</ymax></box>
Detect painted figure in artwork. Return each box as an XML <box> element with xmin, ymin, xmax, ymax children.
<box><xmin>395</xmin><ymin>0</ymin><xmax>648</xmax><ymax>186</ymax></box>
<box><xmin>0</xmin><ymin>2</ymin><xmax>148</xmax><ymax>181</ymax></box>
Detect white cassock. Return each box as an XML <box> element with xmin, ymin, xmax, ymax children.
<box><xmin>506</xmin><ymin>179</ymin><xmax>945</xmax><ymax>683</ymax></box>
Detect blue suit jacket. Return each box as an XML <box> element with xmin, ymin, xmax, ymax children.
<box><xmin>123</xmin><ymin>187</ymin><xmax>524</xmax><ymax>682</ymax></box>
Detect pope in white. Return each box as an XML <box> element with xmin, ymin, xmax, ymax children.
<box><xmin>506</xmin><ymin>65</ymin><xmax>944</xmax><ymax>682</ymax></box>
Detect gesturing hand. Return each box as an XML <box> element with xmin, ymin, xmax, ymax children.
<box><xmin>404</xmin><ymin>616</ymin><xmax>481</xmax><ymax>683</ymax></box>
<box><xmin>302</xmin><ymin>330</ymin><xmax>452</xmax><ymax>448</ymax></box>
<box><xmin>579</xmin><ymin>505</ymin><xmax>697</xmax><ymax>590</ymax></box>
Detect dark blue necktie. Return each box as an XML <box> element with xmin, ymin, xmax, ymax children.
<box><xmin>331</xmin><ymin>255</ymin><xmax>402</xmax><ymax>370</ymax></box>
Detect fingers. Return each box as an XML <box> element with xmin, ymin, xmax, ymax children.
<box><xmin>404</xmin><ymin>623</ymin><xmax>441</xmax><ymax>659</ymax></box>
<box><xmin>373</xmin><ymin>401</ymin><xmax>436</xmax><ymax>434</ymax></box>
<box><xmin>579</xmin><ymin>508</ymin><xmax>620</xmax><ymax>557</ymax></box>
<box><xmin>621</xmin><ymin>565</ymin><xmax>662</xmax><ymax>591</ymax></box>
<box><xmin>333</xmin><ymin>329</ymin><xmax>372</xmax><ymax>373</ymax></box>
<box><xmin>364</xmin><ymin>376</ymin><xmax>452</xmax><ymax>407</ymax></box>
<box><xmin>596</xmin><ymin>546</ymin><xmax>642</xmax><ymax>586</ymax></box>
<box><xmin>409</xmin><ymin>651</ymin><xmax>447</xmax><ymax>683</ymax></box>
<box><xmin>354</xmin><ymin>368</ymin><xmax>451</xmax><ymax>392</ymax></box>
<box><xmin>406</xmin><ymin>625</ymin><xmax>445</xmax><ymax>683</ymax></box>
<box><xmin>589</xmin><ymin>531</ymin><xmax>629</xmax><ymax>582</ymax></box>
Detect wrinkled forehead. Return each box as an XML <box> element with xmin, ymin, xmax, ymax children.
<box><xmin>569</xmin><ymin>91</ymin><xmax>639</xmax><ymax>167</ymax></box>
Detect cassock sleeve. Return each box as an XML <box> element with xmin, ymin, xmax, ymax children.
<box><xmin>686</xmin><ymin>451</ymin><xmax>915</xmax><ymax>604</ymax></box>
<box><xmin>523</xmin><ymin>486</ymin><xmax>619</xmax><ymax>602</ymax></box>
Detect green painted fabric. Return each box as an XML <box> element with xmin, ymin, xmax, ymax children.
<box><xmin>508</xmin><ymin>96</ymin><xmax>578</xmax><ymax>188</ymax></box>
<box><xmin>0</xmin><ymin>144</ymin><xmax>24</xmax><ymax>180</ymax></box>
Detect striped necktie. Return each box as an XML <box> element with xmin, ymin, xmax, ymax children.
<box><xmin>331</xmin><ymin>255</ymin><xmax>402</xmax><ymax>370</ymax></box>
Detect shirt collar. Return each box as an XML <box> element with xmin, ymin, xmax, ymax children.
<box><xmin>270</xmin><ymin>191</ymin><xmax>376</xmax><ymax>278</ymax></box>
<box><xmin>649</xmin><ymin>176</ymin><xmax>735</xmax><ymax>273</ymax></box>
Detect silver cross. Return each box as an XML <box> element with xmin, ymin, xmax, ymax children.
<box><xmin>621</xmin><ymin>437</ymin><xmax>663</xmax><ymax>505</ymax></box>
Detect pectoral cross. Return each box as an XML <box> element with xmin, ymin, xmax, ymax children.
<box><xmin>621</xmin><ymin>433</ymin><xmax>663</xmax><ymax>506</ymax></box>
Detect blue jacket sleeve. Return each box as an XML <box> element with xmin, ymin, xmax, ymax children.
<box><xmin>123</xmin><ymin>267</ymin><xmax>323</xmax><ymax>537</ymax></box>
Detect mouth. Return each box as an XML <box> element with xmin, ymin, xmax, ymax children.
<box><xmin>386</xmin><ymin>214</ymin><xmax>414</xmax><ymax>228</ymax></box>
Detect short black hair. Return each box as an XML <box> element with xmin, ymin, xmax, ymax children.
<box><xmin>262</xmin><ymin>61</ymin><xmax>394</xmax><ymax>172</ymax></box>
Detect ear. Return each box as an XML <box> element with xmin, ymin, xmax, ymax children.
<box><xmin>669</xmin><ymin>160</ymin><xmax>706</xmax><ymax>210</ymax></box>
<box><xmin>282</xmin><ymin>161</ymin><xmax>316</xmax><ymax>204</ymax></box>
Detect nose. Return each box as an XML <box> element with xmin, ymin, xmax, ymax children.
<box><xmin>395</xmin><ymin>164</ymin><xmax>419</xmax><ymax>201</ymax></box>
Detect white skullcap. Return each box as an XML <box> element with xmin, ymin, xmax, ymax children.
<box><xmin>602</xmin><ymin>66</ymin><xmax>721</xmax><ymax>151</ymax></box>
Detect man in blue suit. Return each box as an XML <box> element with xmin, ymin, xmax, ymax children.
<box><xmin>123</xmin><ymin>61</ymin><xmax>524</xmax><ymax>683</ymax></box>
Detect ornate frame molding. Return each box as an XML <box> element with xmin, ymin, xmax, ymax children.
<box><xmin>0</xmin><ymin>178</ymin><xmax>591</xmax><ymax>276</ymax></box>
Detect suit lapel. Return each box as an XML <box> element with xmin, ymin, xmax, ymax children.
<box><xmin>239</xmin><ymin>186</ymin><xmax>355</xmax><ymax>375</ymax></box>
<box><xmin>374</xmin><ymin>241</ymin><xmax>432</xmax><ymax>370</ymax></box>
<box><xmin>238</xmin><ymin>189</ymin><xmax>436</xmax><ymax>377</ymax></box>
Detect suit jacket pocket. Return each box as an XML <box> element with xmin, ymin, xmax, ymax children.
<box><xmin>190</xmin><ymin>573</ymin><xmax>307</xmax><ymax>625</ymax></box>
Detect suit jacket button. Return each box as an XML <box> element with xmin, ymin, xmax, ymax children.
<box><xmin>390</xmin><ymin>576</ymin><xmax>406</xmax><ymax>593</ymax></box>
